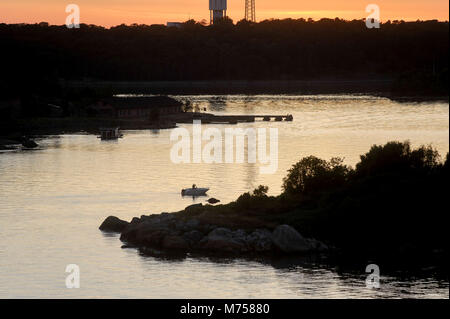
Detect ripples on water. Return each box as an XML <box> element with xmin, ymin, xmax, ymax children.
<box><xmin>0</xmin><ymin>95</ymin><xmax>448</xmax><ymax>298</ymax></box>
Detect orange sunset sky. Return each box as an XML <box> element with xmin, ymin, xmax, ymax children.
<box><xmin>0</xmin><ymin>0</ymin><xmax>448</xmax><ymax>27</ymax></box>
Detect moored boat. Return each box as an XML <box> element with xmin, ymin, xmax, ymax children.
<box><xmin>98</xmin><ymin>127</ymin><xmax>123</xmax><ymax>140</ymax></box>
<box><xmin>181</xmin><ymin>185</ymin><xmax>209</xmax><ymax>196</ymax></box>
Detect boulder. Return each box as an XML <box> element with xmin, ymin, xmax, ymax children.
<box><xmin>130</xmin><ymin>217</ymin><xmax>141</xmax><ymax>224</ymax></box>
<box><xmin>207</xmin><ymin>198</ymin><xmax>220</xmax><ymax>204</ymax></box>
<box><xmin>199</xmin><ymin>227</ymin><xmax>248</xmax><ymax>253</ymax></box>
<box><xmin>175</xmin><ymin>218</ymin><xmax>201</xmax><ymax>232</ymax></box>
<box><xmin>198</xmin><ymin>223</ymin><xmax>216</xmax><ymax>234</ymax></box>
<box><xmin>101</xmin><ymin>212</ymin><xmax>329</xmax><ymax>256</ymax></box>
<box><xmin>120</xmin><ymin>223</ymin><xmax>141</xmax><ymax>242</ymax></box>
<box><xmin>246</xmin><ymin>229</ymin><xmax>273</xmax><ymax>252</ymax></box>
<box><xmin>272</xmin><ymin>225</ymin><xmax>312</xmax><ymax>253</ymax></box>
<box><xmin>183</xmin><ymin>230</ymin><xmax>204</xmax><ymax>245</ymax></box>
<box><xmin>0</xmin><ymin>139</ymin><xmax>18</xmax><ymax>150</ymax></box>
<box><xmin>120</xmin><ymin>221</ymin><xmax>153</xmax><ymax>243</ymax></box>
<box><xmin>21</xmin><ymin>138</ymin><xmax>38</xmax><ymax>149</ymax></box>
<box><xmin>141</xmin><ymin>230</ymin><xmax>169</xmax><ymax>247</ymax></box>
<box><xmin>185</xmin><ymin>203</ymin><xmax>203</xmax><ymax>214</ymax></box>
<box><xmin>208</xmin><ymin>227</ymin><xmax>233</xmax><ymax>238</ymax></box>
<box><xmin>185</xmin><ymin>218</ymin><xmax>200</xmax><ymax>230</ymax></box>
<box><xmin>99</xmin><ymin>216</ymin><xmax>129</xmax><ymax>232</ymax></box>
<box><xmin>162</xmin><ymin>235</ymin><xmax>189</xmax><ymax>250</ymax></box>
<box><xmin>157</xmin><ymin>213</ymin><xmax>177</xmax><ymax>222</ymax></box>
<box><xmin>305</xmin><ymin>238</ymin><xmax>328</xmax><ymax>252</ymax></box>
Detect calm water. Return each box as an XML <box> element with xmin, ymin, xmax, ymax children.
<box><xmin>0</xmin><ymin>95</ymin><xmax>448</xmax><ymax>298</ymax></box>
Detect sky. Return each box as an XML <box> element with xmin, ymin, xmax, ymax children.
<box><xmin>0</xmin><ymin>0</ymin><xmax>448</xmax><ymax>27</ymax></box>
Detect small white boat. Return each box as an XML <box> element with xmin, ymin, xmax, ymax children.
<box><xmin>98</xmin><ymin>127</ymin><xmax>123</xmax><ymax>140</ymax></box>
<box><xmin>181</xmin><ymin>186</ymin><xmax>209</xmax><ymax>196</ymax></box>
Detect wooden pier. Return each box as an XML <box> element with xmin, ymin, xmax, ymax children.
<box><xmin>171</xmin><ymin>112</ymin><xmax>293</xmax><ymax>124</ymax></box>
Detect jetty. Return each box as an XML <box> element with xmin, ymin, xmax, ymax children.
<box><xmin>172</xmin><ymin>112</ymin><xmax>293</xmax><ymax>124</ymax></box>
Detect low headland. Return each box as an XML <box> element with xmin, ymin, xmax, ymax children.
<box><xmin>100</xmin><ymin>141</ymin><xmax>449</xmax><ymax>269</ymax></box>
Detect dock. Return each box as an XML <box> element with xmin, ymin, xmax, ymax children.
<box><xmin>171</xmin><ymin>112</ymin><xmax>293</xmax><ymax>124</ymax></box>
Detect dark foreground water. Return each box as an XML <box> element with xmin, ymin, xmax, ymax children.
<box><xmin>0</xmin><ymin>95</ymin><xmax>448</xmax><ymax>298</ymax></box>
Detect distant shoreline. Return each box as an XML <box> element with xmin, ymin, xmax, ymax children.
<box><xmin>63</xmin><ymin>80</ymin><xmax>449</xmax><ymax>101</ymax></box>
<box><xmin>0</xmin><ymin>117</ymin><xmax>176</xmax><ymax>148</ymax></box>
<box><xmin>65</xmin><ymin>79</ymin><xmax>395</xmax><ymax>95</ymax></box>
<box><xmin>1</xmin><ymin>89</ymin><xmax>447</xmax><ymax>145</ymax></box>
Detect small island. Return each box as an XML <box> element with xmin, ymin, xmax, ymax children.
<box><xmin>100</xmin><ymin>141</ymin><xmax>449</xmax><ymax>264</ymax></box>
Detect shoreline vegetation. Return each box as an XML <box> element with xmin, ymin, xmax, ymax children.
<box><xmin>100</xmin><ymin>141</ymin><xmax>449</xmax><ymax>270</ymax></box>
<box><xmin>0</xmin><ymin>87</ymin><xmax>448</xmax><ymax>148</ymax></box>
<box><xmin>1</xmin><ymin>19</ymin><xmax>448</xmax><ymax>96</ymax></box>
<box><xmin>1</xmin><ymin>18</ymin><xmax>448</xmax><ymax>141</ymax></box>
<box><xmin>62</xmin><ymin>80</ymin><xmax>450</xmax><ymax>101</ymax></box>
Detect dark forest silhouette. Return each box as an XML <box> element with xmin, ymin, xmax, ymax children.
<box><xmin>0</xmin><ymin>18</ymin><xmax>448</xmax><ymax>97</ymax></box>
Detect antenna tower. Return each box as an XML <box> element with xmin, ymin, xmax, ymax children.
<box><xmin>245</xmin><ymin>0</ymin><xmax>255</xmax><ymax>22</ymax></box>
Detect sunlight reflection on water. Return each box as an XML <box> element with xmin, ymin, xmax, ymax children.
<box><xmin>0</xmin><ymin>95</ymin><xmax>448</xmax><ymax>298</ymax></box>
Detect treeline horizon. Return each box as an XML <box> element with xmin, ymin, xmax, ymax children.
<box><xmin>3</xmin><ymin>16</ymin><xmax>449</xmax><ymax>29</ymax></box>
<box><xmin>1</xmin><ymin>18</ymin><xmax>448</xmax><ymax>97</ymax></box>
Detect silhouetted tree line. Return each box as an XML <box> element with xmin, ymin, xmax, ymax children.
<box><xmin>227</xmin><ymin>141</ymin><xmax>449</xmax><ymax>261</ymax></box>
<box><xmin>0</xmin><ymin>18</ymin><xmax>448</xmax><ymax>97</ymax></box>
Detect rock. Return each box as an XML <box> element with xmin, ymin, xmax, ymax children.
<box><xmin>199</xmin><ymin>227</ymin><xmax>248</xmax><ymax>253</ymax></box>
<box><xmin>141</xmin><ymin>230</ymin><xmax>168</xmax><ymax>247</ymax></box>
<box><xmin>0</xmin><ymin>138</ymin><xmax>18</xmax><ymax>145</ymax></box>
<box><xmin>121</xmin><ymin>244</ymin><xmax>135</xmax><ymax>249</ymax></box>
<box><xmin>120</xmin><ymin>221</ymin><xmax>152</xmax><ymax>243</ymax></box>
<box><xmin>186</xmin><ymin>203</ymin><xmax>202</xmax><ymax>209</ymax></box>
<box><xmin>159</xmin><ymin>213</ymin><xmax>177</xmax><ymax>222</ymax></box>
<box><xmin>174</xmin><ymin>218</ymin><xmax>200</xmax><ymax>232</ymax></box>
<box><xmin>21</xmin><ymin>138</ymin><xmax>38</xmax><ymax>149</ymax></box>
<box><xmin>0</xmin><ymin>144</ymin><xmax>15</xmax><ymax>151</ymax></box>
<box><xmin>185</xmin><ymin>203</ymin><xmax>203</xmax><ymax>214</ymax></box>
<box><xmin>174</xmin><ymin>220</ymin><xmax>185</xmax><ymax>231</ymax></box>
<box><xmin>185</xmin><ymin>218</ymin><xmax>200</xmax><ymax>230</ymax></box>
<box><xmin>130</xmin><ymin>217</ymin><xmax>141</xmax><ymax>224</ymax></box>
<box><xmin>246</xmin><ymin>229</ymin><xmax>273</xmax><ymax>252</ymax></box>
<box><xmin>305</xmin><ymin>238</ymin><xmax>328</xmax><ymax>252</ymax></box>
<box><xmin>272</xmin><ymin>225</ymin><xmax>312</xmax><ymax>253</ymax></box>
<box><xmin>99</xmin><ymin>216</ymin><xmax>129</xmax><ymax>232</ymax></box>
<box><xmin>208</xmin><ymin>227</ymin><xmax>233</xmax><ymax>238</ymax></box>
<box><xmin>162</xmin><ymin>235</ymin><xmax>188</xmax><ymax>250</ymax></box>
<box><xmin>119</xmin><ymin>223</ymin><xmax>140</xmax><ymax>242</ymax></box>
<box><xmin>183</xmin><ymin>230</ymin><xmax>204</xmax><ymax>245</ymax></box>
<box><xmin>118</xmin><ymin>212</ymin><xmax>188</xmax><ymax>248</ymax></box>
<box><xmin>103</xmin><ymin>212</ymin><xmax>328</xmax><ymax>256</ymax></box>
<box><xmin>198</xmin><ymin>223</ymin><xmax>216</xmax><ymax>234</ymax></box>
<box><xmin>234</xmin><ymin>229</ymin><xmax>247</xmax><ymax>240</ymax></box>
<box><xmin>207</xmin><ymin>198</ymin><xmax>220</xmax><ymax>204</ymax></box>
<box><xmin>0</xmin><ymin>139</ymin><xmax>18</xmax><ymax>150</ymax></box>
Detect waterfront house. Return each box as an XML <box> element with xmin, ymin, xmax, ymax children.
<box><xmin>90</xmin><ymin>96</ymin><xmax>183</xmax><ymax>119</ymax></box>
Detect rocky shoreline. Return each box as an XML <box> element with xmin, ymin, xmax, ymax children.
<box><xmin>0</xmin><ymin>136</ymin><xmax>39</xmax><ymax>151</ymax></box>
<box><xmin>99</xmin><ymin>204</ymin><xmax>329</xmax><ymax>257</ymax></box>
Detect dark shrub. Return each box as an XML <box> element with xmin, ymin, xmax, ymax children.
<box><xmin>355</xmin><ymin>141</ymin><xmax>440</xmax><ymax>177</ymax></box>
<box><xmin>282</xmin><ymin>156</ymin><xmax>351</xmax><ymax>195</ymax></box>
<box><xmin>252</xmin><ymin>185</ymin><xmax>269</xmax><ymax>197</ymax></box>
<box><xmin>234</xmin><ymin>185</ymin><xmax>270</xmax><ymax>210</ymax></box>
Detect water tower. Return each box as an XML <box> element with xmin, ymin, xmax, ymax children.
<box><xmin>209</xmin><ymin>0</ymin><xmax>227</xmax><ymax>24</ymax></box>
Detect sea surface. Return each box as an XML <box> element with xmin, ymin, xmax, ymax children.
<box><xmin>0</xmin><ymin>94</ymin><xmax>448</xmax><ymax>298</ymax></box>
